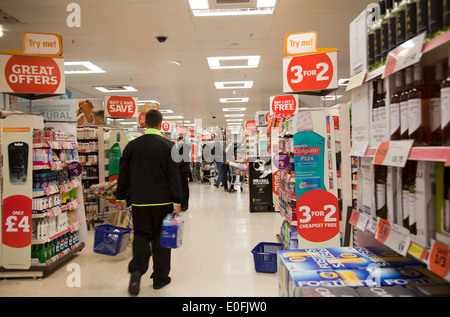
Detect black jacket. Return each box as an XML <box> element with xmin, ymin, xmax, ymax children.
<box><xmin>116</xmin><ymin>129</ymin><xmax>182</xmax><ymax>206</ymax></box>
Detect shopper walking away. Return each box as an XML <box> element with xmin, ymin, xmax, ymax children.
<box><xmin>176</xmin><ymin>136</ymin><xmax>191</xmax><ymax>211</ymax></box>
<box><xmin>116</xmin><ymin>110</ymin><xmax>182</xmax><ymax>296</ymax></box>
<box><xmin>223</xmin><ymin>137</ymin><xmax>237</xmax><ymax>193</ymax></box>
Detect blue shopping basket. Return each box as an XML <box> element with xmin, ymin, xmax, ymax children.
<box><xmin>93</xmin><ymin>206</ymin><xmax>132</xmax><ymax>256</ymax></box>
<box><xmin>251</xmin><ymin>242</ymin><xmax>284</xmax><ymax>273</ymax></box>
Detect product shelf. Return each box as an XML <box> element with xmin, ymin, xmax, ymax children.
<box><xmin>357</xmin><ymin>145</ymin><xmax>450</xmax><ymax>164</ymax></box>
<box><xmin>364</xmin><ymin>29</ymin><xmax>450</xmax><ymax>83</ymax></box>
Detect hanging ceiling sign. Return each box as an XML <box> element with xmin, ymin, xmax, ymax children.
<box><xmin>270</xmin><ymin>95</ymin><xmax>299</xmax><ymax>117</ymax></box>
<box><xmin>0</xmin><ymin>54</ymin><xmax>65</xmax><ymax>95</ymax></box>
<box><xmin>105</xmin><ymin>96</ymin><xmax>138</xmax><ymax>118</ymax></box>
<box><xmin>283</xmin><ymin>51</ymin><xmax>338</xmax><ymax>93</ymax></box>
<box><xmin>0</xmin><ymin>32</ymin><xmax>63</xmax><ymax>57</ymax></box>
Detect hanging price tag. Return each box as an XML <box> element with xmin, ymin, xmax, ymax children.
<box><xmin>428</xmin><ymin>240</ymin><xmax>450</xmax><ymax>282</ymax></box>
<box><xmin>349</xmin><ymin>141</ymin><xmax>369</xmax><ymax>157</ymax></box>
<box><xmin>373</xmin><ymin>140</ymin><xmax>414</xmax><ymax>167</ymax></box>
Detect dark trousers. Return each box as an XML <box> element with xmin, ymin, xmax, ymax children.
<box><xmin>128</xmin><ymin>204</ymin><xmax>172</xmax><ymax>282</ymax></box>
<box><xmin>180</xmin><ymin>172</ymin><xmax>190</xmax><ymax>209</ymax></box>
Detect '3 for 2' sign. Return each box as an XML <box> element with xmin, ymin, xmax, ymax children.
<box><xmin>283</xmin><ymin>51</ymin><xmax>338</xmax><ymax>93</ymax></box>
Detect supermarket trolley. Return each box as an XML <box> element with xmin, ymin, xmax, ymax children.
<box><xmin>201</xmin><ymin>162</ymin><xmax>217</xmax><ymax>184</ymax></box>
<box><xmin>93</xmin><ymin>206</ymin><xmax>132</xmax><ymax>256</ymax></box>
<box><xmin>229</xmin><ymin>162</ymin><xmax>248</xmax><ymax>192</ymax></box>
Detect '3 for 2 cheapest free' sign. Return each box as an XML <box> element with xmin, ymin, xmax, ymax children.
<box><xmin>283</xmin><ymin>51</ymin><xmax>338</xmax><ymax>93</ymax></box>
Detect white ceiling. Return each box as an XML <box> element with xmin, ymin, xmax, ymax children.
<box><xmin>0</xmin><ymin>0</ymin><xmax>374</xmax><ymax>128</ymax></box>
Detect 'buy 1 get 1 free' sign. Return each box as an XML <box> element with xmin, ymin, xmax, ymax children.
<box><xmin>270</xmin><ymin>94</ymin><xmax>299</xmax><ymax>117</ymax></box>
<box><xmin>283</xmin><ymin>51</ymin><xmax>338</xmax><ymax>93</ymax></box>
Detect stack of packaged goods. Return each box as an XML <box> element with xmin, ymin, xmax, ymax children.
<box><xmin>278</xmin><ymin>246</ymin><xmax>450</xmax><ymax>297</ymax></box>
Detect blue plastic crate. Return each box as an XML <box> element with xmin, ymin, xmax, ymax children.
<box><xmin>251</xmin><ymin>242</ymin><xmax>284</xmax><ymax>273</ymax></box>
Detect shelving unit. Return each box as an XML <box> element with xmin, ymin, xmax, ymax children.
<box><xmin>0</xmin><ymin>115</ymin><xmax>87</xmax><ymax>278</ymax></box>
<box><xmin>348</xmin><ymin>10</ymin><xmax>450</xmax><ymax>284</ymax></box>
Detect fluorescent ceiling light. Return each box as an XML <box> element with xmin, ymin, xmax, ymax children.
<box><xmin>64</xmin><ymin>61</ymin><xmax>105</xmax><ymax>74</ymax></box>
<box><xmin>220</xmin><ymin>98</ymin><xmax>249</xmax><ymax>103</ymax></box>
<box><xmin>338</xmin><ymin>79</ymin><xmax>350</xmax><ymax>86</ymax></box>
<box><xmin>225</xmin><ymin>114</ymin><xmax>245</xmax><ymax>118</ymax></box>
<box><xmin>227</xmin><ymin>123</ymin><xmax>243</xmax><ymax>126</ymax></box>
<box><xmin>190</xmin><ymin>0</ymin><xmax>276</xmax><ymax>17</ymax></box>
<box><xmin>223</xmin><ymin>107</ymin><xmax>247</xmax><ymax>112</ymax></box>
<box><xmin>94</xmin><ymin>86</ymin><xmax>137</xmax><ymax>93</ymax></box>
<box><xmin>226</xmin><ymin>119</ymin><xmax>244</xmax><ymax>122</ymax></box>
<box><xmin>215</xmin><ymin>81</ymin><xmax>253</xmax><ymax>90</ymax></box>
<box><xmin>207</xmin><ymin>56</ymin><xmax>260</xmax><ymax>70</ymax></box>
<box><xmin>188</xmin><ymin>0</ymin><xmax>209</xmax><ymax>10</ymax></box>
<box><xmin>184</xmin><ymin>124</ymin><xmax>196</xmax><ymax>127</ymax></box>
<box><xmin>164</xmin><ymin>116</ymin><xmax>184</xmax><ymax>119</ymax></box>
<box><xmin>138</xmin><ymin>100</ymin><xmax>159</xmax><ymax>104</ymax></box>
<box><xmin>0</xmin><ymin>26</ymin><xmax>3</xmax><ymax>37</ymax></box>
<box><xmin>159</xmin><ymin>110</ymin><xmax>174</xmax><ymax>114</ymax></box>
<box><xmin>120</xmin><ymin>121</ymin><xmax>138</xmax><ymax>125</ymax></box>
<box><xmin>321</xmin><ymin>95</ymin><xmax>343</xmax><ymax>101</ymax></box>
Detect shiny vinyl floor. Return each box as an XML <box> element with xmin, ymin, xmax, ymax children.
<box><xmin>1</xmin><ymin>182</ymin><xmax>281</xmax><ymax>297</ymax></box>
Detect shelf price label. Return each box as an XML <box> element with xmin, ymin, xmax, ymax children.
<box><xmin>296</xmin><ymin>189</ymin><xmax>340</xmax><ymax>246</ymax></box>
<box><xmin>373</xmin><ymin>140</ymin><xmax>414</xmax><ymax>167</ymax></box>
<box><xmin>283</xmin><ymin>51</ymin><xmax>338</xmax><ymax>93</ymax></box>
<box><xmin>375</xmin><ymin>218</ymin><xmax>411</xmax><ymax>256</ymax></box>
<box><xmin>428</xmin><ymin>240</ymin><xmax>450</xmax><ymax>282</ymax></box>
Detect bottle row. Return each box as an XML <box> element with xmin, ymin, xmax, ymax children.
<box><xmin>77</xmin><ymin>127</ymin><xmax>98</xmax><ymax>139</ymax></box>
<box><xmin>79</xmin><ymin>154</ymin><xmax>98</xmax><ymax>164</ymax></box>
<box><xmin>32</xmin><ymin>188</ymin><xmax>78</xmax><ymax>212</ymax></box>
<box><xmin>31</xmin><ymin>231</ymin><xmax>81</xmax><ymax>264</ymax></box>
<box><xmin>78</xmin><ymin>141</ymin><xmax>99</xmax><ymax>152</ymax></box>
<box><xmin>361</xmin><ymin>159</ymin><xmax>450</xmax><ymax>248</ymax></box>
<box><xmin>368</xmin><ymin>0</ymin><xmax>450</xmax><ymax>70</ymax></box>
<box><xmin>33</xmin><ymin>213</ymin><xmax>69</xmax><ymax>241</ymax></box>
<box><xmin>372</xmin><ymin>60</ymin><xmax>450</xmax><ymax>146</ymax></box>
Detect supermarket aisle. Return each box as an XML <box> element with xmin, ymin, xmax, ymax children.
<box><xmin>0</xmin><ymin>183</ymin><xmax>280</xmax><ymax>297</ymax></box>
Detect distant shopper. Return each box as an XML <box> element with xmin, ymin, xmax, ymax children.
<box><xmin>116</xmin><ymin>109</ymin><xmax>182</xmax><ymax>296</ymax></box>
<box><xmin>177</xmin><ymin>136</ymin><xmax>191</xmax><ymax>211</ymax></box>
<box><xmin>223</xmin><ymin>137</ymin><xmax>237</xmax><ymax>193</ymax></box>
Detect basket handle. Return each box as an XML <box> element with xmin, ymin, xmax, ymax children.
<box><xmin>100</xmin><ymin>205</ymin><xmax>132</xmax><ymax>229</ymax></box>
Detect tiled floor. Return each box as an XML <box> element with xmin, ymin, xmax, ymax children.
<box><xmin>1</xmin><ymin>182</ymin><xmax>281</xmax><ymax>297</ymax></box>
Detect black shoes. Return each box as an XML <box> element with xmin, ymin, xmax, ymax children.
<box><xmin>153</xmin><ymin>277</ymin><xmax>171</xmax><ymax>290</ymax></box>
<box><xmin>228</xmin><ymin>188</ymin><xmax>237</xmax><ymax>193</ymax></box>
<box><xmin>128</xmin><ymin>271</ymin><xmax>142</xmax><ymax>296</ymax></box>
<box><xmin>129</xmin><ymin>272</ymin><xmax>172</xmax><ymax>295</ymax></box>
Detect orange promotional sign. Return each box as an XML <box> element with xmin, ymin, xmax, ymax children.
<box><xmin>285</xmin><ymin>31</ymin><xmax>337</xmax><ymax>57</ymax></box>
<box><xmin>105</xmin><ymin>96</ymin><xmax>138</xmax><ymax>118</ymax></box>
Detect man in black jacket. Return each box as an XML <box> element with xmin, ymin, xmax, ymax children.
<box><xmin>176</xmin><ymin>136</ymin><xmax>191</xmax><ymax>211</ymax></box>
<box><xmin>116</xmin><ymin>110</ymin><xmax>182</xmax><ymax>296</ymax></box>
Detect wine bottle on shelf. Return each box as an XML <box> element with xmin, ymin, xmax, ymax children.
<box><xmin>430</xmin><ymin>62</ymin><xmax>444</xmax><ymax>145</ymax></box>
<box><xmin>408</xmin><ymin>63</ymin><xmax>431</xmax><ymax>146</ymax></box>
<box><xmin>375</xmin><ymin>165</ymin><xmax>388</xmax><ymax>219</ymax></box>
<box><xmin>441</xmin><ymin>50</ymin><xmax>450</xmax><ymax>146</ymax></box>
<box><xmin>406</xmin><ymin>0</ymin><xmax>418</xmax><ymax>40</ymax></box>
<box><xmin>417</xmin><ymin>0</ymin><xmax>429</xmax><ymax>34</ymax></box>
<box><xmin>382</xmin><ymin>0</ymin><xmax>392</xmax><ymax>62</ymax></box>
<box><xmin>444</xmin><ymin>167</ymin><xmax>450</xmax><ymax>233</ymax></box>
<box><xmin>401</xmin><ymin>67</ymin><xmax>413</xmax><ymax>139</ymax></box>
<box><xmin>445</xmin><ymin>0</ymin><xmax>450</xmax><ymax>30</ymax></box>
<box><xmin>402</xmin><ymin>160</ymin><xmax>417</xmax><ymax>231</ymax></box>
<box><xmin>390</xmin><ymin>0</ymin><xmax>400</xmax><ymax>51</ymax></box>
<box><xmin>408</xmin><ymin>164</ymin><xmax>417</xmax><ymax>236</ymax></box>
<box><xmin>368</xmin><ymin>7</ymin><xmax>377</xmax><ymax>70</ymax></box>
<box><xmin>373</xmin><ymin>80</ymin><xmax>380</xmax><ymax>123</ymax></box>
<box><xmin>428</xmin><ymin>0</ymin><xmax>444</xmax><ymax>38</ymax></box>
<box><xmin>379</xmin><ymin>80</ymin><xmax>387</xmax><ymax>122</ymax></box>
<box><xmin>375</xmin><ymin>2</ymin><xmax>384</xmax><ymax>66</ymax></box>
<box><xmin>396</xmin><ymin>0</ymin><xmax>407</xmax><ymax>46</ymax></box>
<box><xmin>390</xmin><ymin>71</ymin><xmax>404</xmax><ymax>140</ymax></box>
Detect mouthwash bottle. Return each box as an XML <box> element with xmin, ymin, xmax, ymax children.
<box><xmin>294</xmin><ymin>131</ymin><xmax>326</xmax><ymax>198</ymax></box>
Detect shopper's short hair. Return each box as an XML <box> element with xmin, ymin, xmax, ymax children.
<box><xmin>145</xmin><ymin>110</ymin><xmax>163</xmax><ymax>128</ymax></box>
